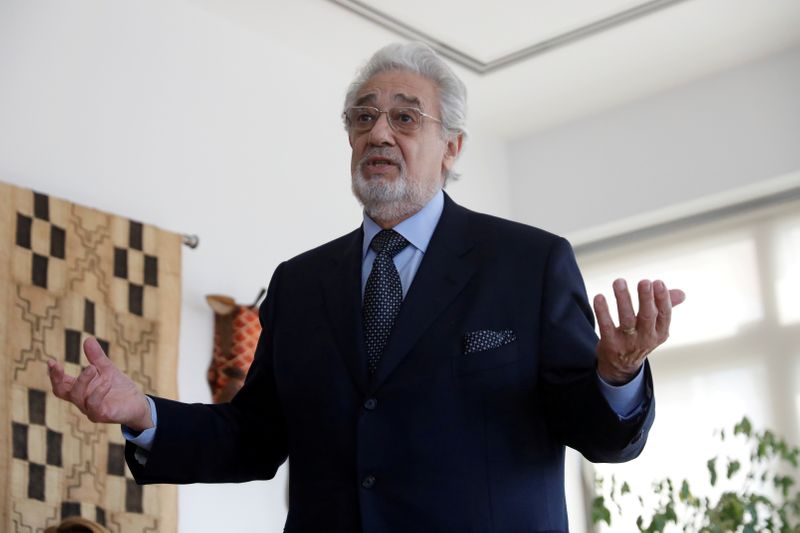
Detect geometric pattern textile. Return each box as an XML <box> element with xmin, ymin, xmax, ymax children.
<box><xmin>206</xmin><ymin>295</ymin><xmax>261</xmax><ymax>404</ymax></box>
<box><xmin>0</xmin><ymin>181</ymin><xmax>180</xmax><ymax>532</ymax></box>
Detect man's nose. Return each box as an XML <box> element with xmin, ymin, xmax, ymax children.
<box><xmin>367</xmin><ymin>112</ymin><xmax>395</xmax><ymax>146</ymax></box>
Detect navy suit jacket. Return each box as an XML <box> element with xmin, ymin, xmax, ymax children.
<box><xmin>127</xmin><ymin>193</ymin><xmax>655</xmax><ymax>532</ymax></box>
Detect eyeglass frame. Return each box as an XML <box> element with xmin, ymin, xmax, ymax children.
<box><xmin>342</xmin><ymin>105</ymin><xmax>443</xmax><ymax>134</ymax></box>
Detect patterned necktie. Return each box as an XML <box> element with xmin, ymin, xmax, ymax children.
<box><xmin>363</xmin><ymin>229</ymin><xmax>410</xmax><ymax>375</ymax></box>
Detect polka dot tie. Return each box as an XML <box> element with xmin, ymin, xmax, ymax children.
<box><xmin>363</xmin><ymin>229</ymin><xmax>410</xmax><ymax>375</ymax></box>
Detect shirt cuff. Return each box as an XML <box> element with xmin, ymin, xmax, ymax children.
<box><xmin>121</xmin><ymin>396</ymin><xmax>158</xmax><ymax>463</ymax></box>
<box><xmin>597</xmin><ymin>364</ymin><xmax>646</xmax><ymax>419</ymax></box>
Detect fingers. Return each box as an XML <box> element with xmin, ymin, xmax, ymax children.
<box><xmin>613</xmin><ymin>279</ymin><xmax>636</xmax><ymax>332</ymax></box>
<box><xmin>68</xmin><ymin>365</ymin><xmax>99</xmax><ymax>413</ymax></box>
<box><xmin>49</xmin><ymin>342</ymin><xmax>123</xmax><ymax>424</ymax></box>
<box><xmin>635</xmin><ymin>279</ymin><xmax>657</xmax><ymax>334</ymax></box>
<box><xmin>84</xmin><ymin>366</ymin><xmax>106</xmax><ymax>399</ymax></box>
<box><xmin>654</xmin><ymin>280</ymin><xmax>673</xmax><ymax>339</ymax></box>
<box><xmin>83</xmin><ymin>337</ymin><xmax>113</xmax><ymax>373</ymax></box>
<box><xmin>597</xmin><ymin>277</ymin><xmax>684</xmax><ymax>384</ymax></box>
<box><xmin>85</xmin><ymin>378</ymin><xmax>113</xmax><ymax>422</ymax></box>
<box><xmin>593</xmin><ymin>294</ymin><xmax>616</xmax><ymax>340</ymax></box>
<box><xmin>48</xmin><ymin>359</ymin><xmax>76</xmax><ymax>399</ymax></box>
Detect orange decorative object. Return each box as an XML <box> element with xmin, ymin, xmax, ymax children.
<box><xmin>206</xmin><ymin>290</ymin><xmax>264</xmax><ymax>403</ymax></box>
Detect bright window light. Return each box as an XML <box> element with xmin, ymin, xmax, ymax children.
<box><xmin>580</xmin><ymin>234</ymin><xmax>764</xmax><ymax>349</ymax></box>
<box><xmin>774</xmin><ymin>216</ymin><xmax>800</xmax><ymax>325</ymax></box>
<box><xmin>574</xmin><ymin>197</ymin><xmax>800</xmax><ymax>532</ymax></box>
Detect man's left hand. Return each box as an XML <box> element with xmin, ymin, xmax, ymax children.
<box><xmin>593</xmin><ymin>279</ymin><xmax>686</xmax><ymax>385</ymax></box>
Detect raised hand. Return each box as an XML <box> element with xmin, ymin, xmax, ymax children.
<box><xmin>48</xmin><ymin>337</ymin><xmax>153</xmax><ymax>431</ymax></box>
<box><xmin>593</xmin><ymin>279</ymin><xmax>686</xmax><ymax>385</ymax></box>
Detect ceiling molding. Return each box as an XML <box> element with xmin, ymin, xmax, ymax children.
<box><xmin>328</xmin><ymin>0</ymin><xmax>692</xmax><ymax>74</ymax></box>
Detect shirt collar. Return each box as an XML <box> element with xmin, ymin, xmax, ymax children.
<box><xmin>362</xmin><ymin>189</ymin><xmax>445</xmax><ymax>259</ymax></box>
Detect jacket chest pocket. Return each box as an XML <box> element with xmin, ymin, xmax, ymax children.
<box><xmin>455</xmin><ymin>341</ymin><xmax>522</xmax><ymax>376</ymax></box>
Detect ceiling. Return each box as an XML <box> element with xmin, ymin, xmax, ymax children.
<box><xmin>190</xmin><ymin>0</ymin><xmax>800</xmax><ymax>139</ymax></box>
<box><xmin>329</xmin><ymin>0</ymin><xmax>690</xmax><ymax>73</ymax></box>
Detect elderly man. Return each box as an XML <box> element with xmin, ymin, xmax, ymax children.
<box><xmin>49</xmin><ymin>42</ymin><xmax>684</xmax><ymax>532</ymax></box>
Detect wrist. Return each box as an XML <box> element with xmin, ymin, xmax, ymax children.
<box><xmin>597</xmin><ymin>361</ymin><xmax>637</xmax><ymax>386</ymax></box>
<box><xmin>125</xmin><ymin>396</ymin><xmax>154</xmax><ymax>432</ymax></box>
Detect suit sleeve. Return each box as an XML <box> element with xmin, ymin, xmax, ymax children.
<box><xmin>538</xmin><ymin>237</ymin><xmax>655</xmax><ymax>463</ymax></box>
<box><xmin>125</xmin><ymin>263</ymin><xmax>289</xmax><ymax>484</ymax></box>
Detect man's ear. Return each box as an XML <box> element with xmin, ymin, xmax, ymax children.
<box><xmin>442</xmin><ymin>133</ymin><xmax>463</xmax><ymax>172</ymax></box>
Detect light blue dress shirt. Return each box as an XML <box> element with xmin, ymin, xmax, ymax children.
<box><xmin>125</xmin><ymin>189</ymin><xmax>645</xmax><ymax>455</ymax></box>
<box><xmin>361</xmin><ymin>189</ymin><xmax>444</xmax><ymax>298</ymax></box>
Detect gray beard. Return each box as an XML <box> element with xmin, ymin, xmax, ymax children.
<box><xmin>351</xmin><ymin>165</ymin><xmax>440</xmax><ymax>225</ymax></box>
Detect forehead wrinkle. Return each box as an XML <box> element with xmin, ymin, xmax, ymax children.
<box><xmin>353</xmin><ymin>90</ymin><xmax>425</xmax><ymax>110</ymax></box>
<box><xmin>354</xmin><ymin>93</ymin><xmax>377</xmax><ymax>107</ymax></box>
<box><xmin>393</xmin><ymin>93</ymin><xmax>422</xmax><ymax>108</ymax></box>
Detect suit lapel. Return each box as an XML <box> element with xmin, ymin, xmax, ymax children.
<box><xmin>322</xmin><ymin>227</ymin><xmax>369</xmax><ymax>395</ymax></box>
<box><xmin>370</xmin><ymin>194</ymin><xmax>477</xmax><ymax>392</ymax></box>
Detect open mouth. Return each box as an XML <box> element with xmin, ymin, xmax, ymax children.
<box><xmin>362</xmin><ymin>155</ymin><xmax>401</xmax><ymax>177</ymax></box>
<box><xmin>365</xmin><ymin>157</ymin><xmax>397</xmax><ymax>168</ymax></box>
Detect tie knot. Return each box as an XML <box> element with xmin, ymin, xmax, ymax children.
<box><xmin>370</xmin><ymin>229</ymin><xmax>409</xmax><ymax>258</ymax></box>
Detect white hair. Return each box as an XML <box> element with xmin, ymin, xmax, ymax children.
<box><xmin>343</xmin><ymin>42</ymin><xmax>468</xmax><ymax>183</ymax></box>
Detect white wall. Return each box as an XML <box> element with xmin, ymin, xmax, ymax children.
<box><xmin>508</xmin><ymin>45</ymin><xmax>800</xmax><ymax>236</ymax></box>
<box><xmin>0</xmin><ymin>1</ymin><xmax>510</xmax><ymax>531</ymax></box>
<box><xmin>9</xmin><ymin>1</ymin><xmax>797</xmax><ymax>531</ymax></box>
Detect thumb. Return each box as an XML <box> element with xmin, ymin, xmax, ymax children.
<box><xmin>669</xmin><ymin>289</ymin><xmax>686</xmax><ymax>307</ymax></box>
<box><xmin>83</xmin><ymin>337</ymin><xmax>113</xmax><ymax>372</ymax></box>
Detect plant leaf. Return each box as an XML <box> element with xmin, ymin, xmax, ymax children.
<box><xmin>708</xmin><ymin>457</ymin><xmax>718</xmax><ymax>487</ymax></box>
<box><xmin>591</xmin><ymin>496</ymin><xmax>612</xmax><ymax>526</ymax></box>
<box><xmin>727</xmin><ymin>460</ymin><xmax>741</xmax><ymax>479</ymax></box>
<box><xmin>734</xmin><ymin>417</ymin><xmax>752</xmax><ymax>437</ymax></box>
<box><xmin>774</xmin><ymin>475</ymin><xmax>794</xmax><ymax>498</ymax></box>
<box><xmin>680</xmin><ymin>480</ymin><xmax>691</xmax><ymax>502</ymax></box>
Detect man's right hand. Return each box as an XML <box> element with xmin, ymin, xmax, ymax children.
<box><xmin>48</xmin><ymin>337</ymin><xmax>153</xmax><ymax>432</ymax></box>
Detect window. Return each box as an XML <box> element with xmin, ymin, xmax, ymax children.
<box><xmin>573</xmin><ymin>197</ymin><xmax>800</xmax><ymax>532</ymax></box>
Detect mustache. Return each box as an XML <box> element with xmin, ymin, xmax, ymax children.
<box><xmin>357</xmin><ymin>147</ymin><xmax>404</xmax><ymax>169</ymax></box>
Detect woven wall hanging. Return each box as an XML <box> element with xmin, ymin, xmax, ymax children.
<box><xmin>0</xmin><ymin>181</ymin><xmax>180</xmax><ymax>532</ymax></box>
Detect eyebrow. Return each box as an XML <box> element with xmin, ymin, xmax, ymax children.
<box><xmin>354</xmin><ymin>94</ymin><xmax>377</xmax><ymax>106</ymax></box>
<box><xmin>353</xmin><ymin>92</ymin><xmax>423</xmax><ymax>108</ymax></box>
<box><xmin>394</xmin><ymin>93</ymin><xmax>421</xmax><ymax>108</ymax></box>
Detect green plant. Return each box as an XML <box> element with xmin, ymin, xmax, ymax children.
<box><xmin>592</xmin><ymin>417</ymin><xmax>800</xmax><ymax>532</ymax></box>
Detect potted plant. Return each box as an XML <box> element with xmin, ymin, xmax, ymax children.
<box><xmin>592</xmin><ymin>417</ymin><xmax>800</xmax><ymax>532</ymax></box>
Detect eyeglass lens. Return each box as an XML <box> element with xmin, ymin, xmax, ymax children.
<box><xmin>347</xmin><ymin>107</ymin><xmax>422</xmax><ymax>132</ymax></box>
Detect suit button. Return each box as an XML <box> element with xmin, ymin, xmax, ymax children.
<box><xmin>364</xmin><ymin>398</ymin><xmax>377</xmax><ymax>410</ymax></box>
<box><xmin>361</xmin><ymin>475</ymin><xmax>376</xmax><ymax>489</ymax></box>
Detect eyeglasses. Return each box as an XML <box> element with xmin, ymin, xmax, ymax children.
<box><xmin>343</xmin><ymin>106</ymin><xmax>442</xmax><ymax>134</ymax></box>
